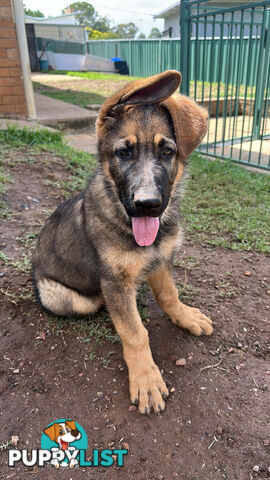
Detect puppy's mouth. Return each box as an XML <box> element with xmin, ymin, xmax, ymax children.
<box><xmin>131</xmin><ymin>217</ymin><xmax>159</xmax><ymax>247</ymax></box>
<box><xmin>60</xmin><ymin>439</ymin><xmax>69</xmax><ymax>450</ymax></box>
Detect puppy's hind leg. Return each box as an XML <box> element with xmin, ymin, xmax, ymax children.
<box><xmin>36</xmin><ymin>278</ymin><xmax>103</xmax><ymax>316</ymax></box>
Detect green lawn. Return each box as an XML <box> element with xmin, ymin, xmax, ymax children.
<box><xmin>182</xmin><ymin>153</ymin><xmax>270</xmax><ymax>252</ymax></box>
<box><xmin>47</xmin><ymin>70</ymin><xmax>140</xmax><ymax>82</ymax></box>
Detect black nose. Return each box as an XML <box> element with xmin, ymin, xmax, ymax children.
<box><xmin>134</xmin><ymin>197</ymin><xmax>162</xmax><ymax>211</ymax></box>
<box><xmin>71</xmin><ymin>429</ymin><xmax>79</xmax><ymax>437</ymax></box>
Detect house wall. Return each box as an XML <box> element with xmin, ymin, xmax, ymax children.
<box><xmin>0</xmin><ymin>0</ymin><xmax>27</xmax><ymax>117</ymax></box>
<box><xmin>164</xmin><ymin>9</ymin><xmax>263</xmax><ymax>38</ymax></box>
<box><xmin>164</xmin><ymin>13</ymin><xmax>180</xmax><ymax>37</ymax></box>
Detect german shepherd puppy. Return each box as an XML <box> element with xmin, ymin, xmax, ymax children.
<box><xmin>33</xmin><ymin>70</ymin><xmax>213</xmax><ymax>415</ymax></box>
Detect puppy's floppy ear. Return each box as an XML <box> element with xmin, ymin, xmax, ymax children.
<box><xmin>43</xmin><ymin>423</ymin><xmax>57</xmax><ymax>442</ymax></box>
<box><xmin>96</xmin><ymin>70</ymin><xmax>181</xmax><ymax>139</ymax></box>
<box><xmin>66</xmin><ymin>420</ymin><xmax>77</xmax><ymax>431</ymax></box>
<box><xmin>162</xmin><ymin>95</ymin><xmax>208</xmax><ymax>161</ymax></box>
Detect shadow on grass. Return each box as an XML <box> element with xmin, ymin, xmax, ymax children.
<box><xmin>33</xmin><ymin>82</ymin><xmax>106</xmax><ymax>107</ymax></box>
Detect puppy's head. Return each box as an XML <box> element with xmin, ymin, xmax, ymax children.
<box><xmin>43</xmin><ymin>421</ymin><xmax>81</xmax><ymax>449</ymax></box>
<box><xmin>96</xmin><ymin>70</ymin><xmax>208</xmax><ymax>246</ymax></box>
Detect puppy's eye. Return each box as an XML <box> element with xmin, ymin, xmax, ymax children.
<box><xmin>162</xmin><ymin>147</ymin><xmax>173</xmax><ymax>156</ymax></box>
<box><xmin>59</xmin><ymin>429</ymin><xmax>63</xmax><ymax>434</ymax></box>
<box><xmin>116</xmin><ymin>147</ymin><xmax>130</xmax><ymax>158</ymax></box>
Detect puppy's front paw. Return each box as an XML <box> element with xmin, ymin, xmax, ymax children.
<box><xmin>129</xmin><ymin>363</ymin><xmax>169</xmax><ymax>414</ymax></box>
<box><xmin>172</xmin><ymin>304</ymin><xmax>213</xmax><ymax>336</ymax></box>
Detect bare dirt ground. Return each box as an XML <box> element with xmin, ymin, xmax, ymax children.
<box><xmin>0</xmin><ymin>147</ymin><xmax>269</xmax><ymax>480</ymax></box>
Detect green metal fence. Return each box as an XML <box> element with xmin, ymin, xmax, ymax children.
<box><xmin>180</xmin><ymin>0</ymin><xmax>270</xmax><ymax>170</ymax></box>
<box><xmin>86</xmin><ymin>37</ymin><xmax>264</xmax><ymax>85</ymax></box>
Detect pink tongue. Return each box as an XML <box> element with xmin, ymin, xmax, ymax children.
<box><xmin>131</xmin><ymin>217</ymin><xmax>159</xmax><ymax>247</ymax></box>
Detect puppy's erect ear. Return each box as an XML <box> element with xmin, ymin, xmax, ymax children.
<box><xmin>162</xmin><ymin>95</ymin><xmax>208</xmax><ymax>161</ymax></box>
<box><xmin>66</xmin><ymin>420</ymin><xmax>77</xmax><ymax>431</ymax></box>
<box><xmin>96</xmin><ymin>70</ymin><xmax>181</xmax><ymax>139</ymax></box>
<box><xmin>43</xmin><ymin>423</ymin><xmax>57</xmax><ymax>442</ymax></box>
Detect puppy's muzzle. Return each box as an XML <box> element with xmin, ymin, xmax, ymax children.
<box><xmin>134</xmin><ymin>196</ymin><xmax>162</xmax><ymax>215</ymax></box>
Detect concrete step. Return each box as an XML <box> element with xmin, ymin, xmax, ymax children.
<box><xmin>35</xmin><ymin>93</ymin><xmax>98</xmax><ymax>132</ymax></box>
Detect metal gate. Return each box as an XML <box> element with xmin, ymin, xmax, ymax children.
<box><xmin>180</xmin><ymin>0</ymin><xmax>270</xmax><ymax>170</ymax></box>
<box><xmin>26</xmin><ymin>24</ymin><xmax>39</xmax><ymax>72</ymax></box>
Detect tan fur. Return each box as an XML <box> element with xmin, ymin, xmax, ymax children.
<box><xmin>148</xmin><ymin>266</ymin><xmax>213</xmax><ymax>336</ymax></box>
<box><xmin>161</xmin><ymin>95</ymin><xmax>208</xmax><ymax>161</ymax></box>
<box><xmin>172</xmin><ymin>163</ymin><xmax>185</xmax><ymax>191</ymax></box>
<box><xmin>158</xmin><ymin>231</ymin><xmax>181</xmax><ymax>259</ymax></box>
<box><xmin>74</xmin><ymin>199</ymin><xmax>83</xmax><ymax>226</ymax></box>
<box><xmin>96</xmin><ymin>70</ymin><xmax>181</xmax><ymax>140</ymax></box>
<box><xmin>102</xmin><ymin>246</ymin><xmax>150</xmax><ymax>284</ymax></box>
<box><xmin>37</xmin><ymin>279</ymin><xmax>103</xmax><ymax>316</ymax></box>
<box><xmin>153</xmin><ymin>133</ymin><xmax>164</xmax><ymax>145</ymax></box>
<box><xmin>101</xmin><ymin>279</ymin><xmax>169</xmax><ymax>414</ymax></box>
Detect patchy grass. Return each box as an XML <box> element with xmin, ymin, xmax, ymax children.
<box><xmin>33</xmin><ymin>84</ymin><xmax>105</xmax><ymax>107</ymax></box>
<box><xmin>177</xmin><ymin>281</ymin><xmax>199</xmax><ymax>301</ymax></box>
<box><xmin>45</xmin><ymin>311</ymin><xmax>119</xmax><ymax>346</ymax></box>
<box><xmin>0</xmin><ymin>162</ymin><xmax>13</xmax><ymax>219</ymax></box>
<box><xmin>0</xmin><ymin>249</ymin><xmax>31</xmax><ymax>274</ymax></box>
<box><xmin>0</xmin><ymin>126</ymin><xmax>96</xmax><ymax>194</ymax></box>
<box><xmin>182</xmin><ymin>153</ymin><xmax>270</xmax><ymax>253</ymax></box>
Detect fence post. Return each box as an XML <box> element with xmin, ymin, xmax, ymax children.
<box><xmin>180</xmin><ymin>0</ymin><xmax>190</xmax><ymax>95</ymax></box>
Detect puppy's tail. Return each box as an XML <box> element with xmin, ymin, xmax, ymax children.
<box><xmin>36</xmin><ymin>278</ymin><xmax>103</xmax><ymax>316</ymax></box>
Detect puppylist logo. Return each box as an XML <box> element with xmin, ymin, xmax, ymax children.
<box><xmin>8</xmin><ymin>419</ymin><xmax>128</xmax><ymax>469</ymax></box>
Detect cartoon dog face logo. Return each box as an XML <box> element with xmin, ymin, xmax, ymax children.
<box><xmin>43</xmin><ymin>420</ymin><xmax>81</xmax><ymax>450</ymax></box>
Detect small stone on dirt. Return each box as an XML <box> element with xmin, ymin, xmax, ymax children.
<box><xmin>158</xmin><ymin>475</ymin><xmax>164</xmax><ymax>480</ymax></box>
<box><xmin>263</xmin><ymin>439</ymin><xmax>269</xmax><ymax>446</ymax></box>
<box><xmin>252</xmin><ymin>465</ymin><xmax>259</xmax><ymax>472</ymax></box>
<box><xmin>13</xmin><ymin>369</ymin><xmax>19</xmax><ymax>374</ymax></box>
<box><xmin>129</xmin><ymin>405</ymin><xmax>137</xmax><ymax>412</ymax></box>
<box><xmin>244</xmin><ymin>271</ymin><xmax>251</xmax><ymax>276</ymax></box>
<box><xmin>175</xmin><ymin>358</ymin><xmax>187</xmax><ymax>366</ymax></box>
<box><xmin>170</xmin><ymin>387</ymin><xmax>176</xmax><ymax>393</ymax></box>
<box><xmin>216</xmin><ymin>426</ymin><xmax>223</xmax><ymax>435</ymax></box>
<box><xmin>11</xmin><ymin>436</ymin><xmax>19</xmax><ymax>446</ymax></box>
<box><xmin>122</xmin><ymin>442</ymin><xmax>129</xmax><ymax>450</ymax></box>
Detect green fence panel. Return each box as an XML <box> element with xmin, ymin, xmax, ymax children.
<box><xmin>86</xmin><ymin>38</ymin><xmax>264</xmax><ymax>86</ymax></box>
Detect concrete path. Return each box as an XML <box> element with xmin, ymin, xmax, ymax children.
<box><xmin>65</xmin><ymin>131</ymin><xmax>98</xmax><ymax>154</ymax></box>
<box><xmin>35</xmin><ymin>93</ymin><xmax>97</xmax><ymax>131</ymax></box>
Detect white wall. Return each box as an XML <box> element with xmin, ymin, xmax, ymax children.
<box><xmin>164</xmin><ymin>13</ymin><xmax>180</xmax><ymax>37</ymax></box>
<box><xmin>164</xmin><ymin>9</ymin><xmax>263</xmax><ymax>38</ymax></box>
<box><xmin>39</xmin><ymin>51</ymin><xmax>116</xmax><ymax>72</ymax></box>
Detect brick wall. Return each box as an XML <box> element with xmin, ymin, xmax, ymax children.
<box><xmin>0</xmin><ymin>0</ymin><xmax>27</xmax><ymax>117</ymax></box>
